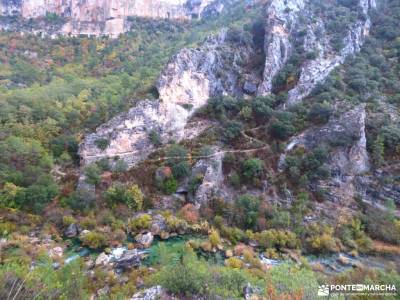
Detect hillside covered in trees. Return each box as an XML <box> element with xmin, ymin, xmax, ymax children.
<box><xmin>1</xmin><ymin>0</ymin><xmax>400</xmax><ymax>299</ymax></box>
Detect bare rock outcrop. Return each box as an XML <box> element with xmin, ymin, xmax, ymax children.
<box><xmin>287</xmin><ymin>0</ymin><xmax>376</xmax><ymax>106</ymax></box>
<box><xmin>187</xmin><ymin>148</ymin><xmax>225</xmax><ymax>205</ymax></box>
<box><xmin>257</xmin><ymin>0</ymin><xmax>306</xmax><ymax>95</ymax></box>
<box><xmin>258</xmin><ymin>0</ymin><xmax>377</xmax><ymax>106</ymax></box>
<box><xmin>281</xmin><ymin>104</ymin><xmax>370</xmax><ymax>202</ymax></box>
<box><xmin>157</xmin><ymin>28</ymin><xmax>260</xmax><ymax>105</ymax></box>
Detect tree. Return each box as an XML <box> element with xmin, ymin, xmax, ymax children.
<box><xmin>235</xmin><ymin>194</ymin><xmax>261</xmax><ymax>229</ymax></box>
<box><xmin>291</xmin><ymin>192</ymin><xmax>309</xmax><ymax>227</ymax></box>
<box><xmin>105</xmin><ymin>183</ymin><xmax>144</xmax><ymax>211</ymax></box>
<box><xmin>125</xmin><ymin>184</ymin><xmax>144</xmax><ymax>210</ymax></box>
<box><xmin>308</xmin><ymin>102</ymin><xmax>332</xmax><ymax>124</ymax></box>
<box><xmin>372</xmin><ymin>135</ymin><xmax>385</xmax><ymax>166</ymax></box>
<box><xmin>209</xmin><ymin>228</ymin><xmax>221</xmax><ymax>248</ymax></box>
<box><xmin>268</xmin><ymin>119</ymin><xmax>295</xmax><ymax>140</ymax></box>
<box><xmin>84</xmin><ymin>164</ymin><xmax>102</xmax><ymax>185</ymax></box>
<box><xmin>242</xmin><ymin>158</ymin><xmax>263</xmax><ymax>182</ymax></box>
<box><xmin>166</xmin><ymin>144</ymin><xmax>190</xmax><ymax>179</ymax></box>
<box><xmin>114</xmin><ymin>159</ymin><xmax>128</xmax><ymax>173</ymax></box>
<box><xmin>0</xmin><ymin>182</ymin><xmax>21</xmax><ymax>209</ymax></box>
<box><xmin>0</xmin><ymin>136</ymin><xmax>53</xmax><ymax>187</ymax></box>
<box><xmin>222</xmin><ymin>121</ymin><xmax>243</xmax><ymax>143</ymax></box>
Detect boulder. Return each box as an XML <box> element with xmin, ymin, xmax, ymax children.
<box><xmin>131</xmin><ymin>286</ymin><xmax>166</xmax><ymax>300</ymax></box>
<box><xmin>337</xmin><ymin>254</ymin><xmax>351</xmax><ymax>266</ymax></box>
<box><xmin>243</xmin><ymin>81</ymin><xmax>258</xmax><ymax>95</ymax></box>
<box><xmin>160</xmin><ymin>231</ymin><xmax>170</xmax><ymax>240</ymax></box>
<box><xmin>244</xmin><ymin>283</ymin><xmax>263</xmax><ymax>300</ymax></box>
<box><xmin>49</xmin><ymin>247</ymin><xmax>63</xmax><ymax>259</ymax></box>
<box><xmin>85</xmin><ymin>259</ymin><xmax>95</xmax><ymax>269</ymax></box>
<box><xmin>79</xmin><ymin>229</ymin><xmax>91</xmax><ymax>238</ymax></box>
<box><xmin>64</xmin><ymin>224</ymin><xmax>80</xmax><ymax>238</ymax></box>
<box><xmin>225</xmin><ymin>249</ymin><xmax>233</xmax><ymax>258</ymax></box>
<box><xmin>150</xmin><ymin>215</ymin><xmax>167</xmax><ymax>236</ymax></box>
<box><xmin>115</xmin><ymin>249</ymin><xmax>142</xmax><ymax>270</ymax></box>
<box><xmin>95</xmin><ymin>252</ymin><xmax>110</xmax><ymax>267</ymax></box>
<box><xmin>135</xmin><ymin>232</ymin><xmax>154</xmax><ymax>248</ymax></box>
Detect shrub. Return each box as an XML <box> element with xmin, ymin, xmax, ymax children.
<box><xmin>180</xmin><ymin>204</ymin><xmax>199</xmax><ymax>223</ymax></box>
<box><xmin>152</xmin><ymin>248</ymin><xmax>260</xmax><ymax>298</ymax></box>
<box><xmin>267</xmin><ymin>263</ymin><xmax>319</xmax><ymax>299</ymax></box>
<box><xmin>172</xmin><ymin>162</ymin><xmax>191</xmax><ymax>179</ymax></box>
<box><xmin>338</xmin><ymin>218</ymin><xmax>372</xmax><ymax>253</ymax></box>
<box><xmin>209</xmin><ymin>228</ymin><xmax>221</xmax><ymax>248</ymax></box>
<box><xmin>165</xmin><ymin>215</ymin><xmax>187</xmax><ymax>232</ymax></box>
<box><xmin>94</xmin><ymin>138</ymin><xmax>110</xmax><ymax>150</ymax></box>
<box><xmin>308</xmin><ymin>102</ymin><xmax>332</xmax><ymax>124</ymax></box>
<box><xmin>363</xmin><ymin>206</ymin><xmax>400</xmax><ymax>245</ymax></box>
<box><xmin>166</xmin><ymin>144</ymin><xmax>190</xmax><ymax>179</ymax></box>
<box><xmin>381</xmin><ymin>126</ymin><xmax>400</xmax><ymax>157</ymax></box>
<box><xmin>149</xmin><ymin>130</ymin><xmax>162</xmax><ymax>146</ymax></box>
<box><xmin>65</xmin><ymin>189</ymin><xmax>95</xmax><ymax>211</ymax></box>
<box><xmin>0</xmin><ymin>182</ymin><xmax>21</xmax><ymax>209</ymax></box>
<box><xmin>304</xmin><ymin>224</ymin><xmax>338</xmax><ymax>254</ymax></box>
<box><xmin>114</xmin><ymin>159</ymin><xmax>128</xmax><ymax>173</ymax></box>
<box><xmin>0</xmin><ymin>259</ymin><xmax>88</xmax><ymax>299</ymax></box>
<box><xmin>129</xmin><ymin>214</ymin><xmax>152</xmax><ymax>232</ymax></box>
<box><xmin>104</xmin><ymin>183</ymin><xmax>143</xmax><ymax>210</ymax></box>
<box><xmin>84</xmin><ymin>164</ymin><xmax>102</xmax><ymax>186</ymax></box>
<box><xmin>0</xmin><ymin>221</ymin><xmax>16</xmax><ymax>237</ymax></box>
<box><xmin>225</xmin><ymin>257</ymin><xmax>243</xmax><ymax>269</ymax></box>
<box><xmin>268</xmin><ymin>118</ymin><xmax>295</xmax><ymax>140</ymax></box>
<box><xmin>228</xmin><ymin>171</ymin><xmax>241</xmax><ymax>187</ymax></box>
<box><xmin>152</xmin><ymin>249</ymin><xmax>209</xmax><ymax>295</ymax></box>
<box><xmin>125</xmin><ymin>184</ymin><xmax>144</xmax><ymax>210</ymax></box>
<box><xmin>96</xmin><ymin>158</ymin><xmax>111</xmax><ymax>171</ymax></box>
<box><xmin>254</xmin><ymin>229</ymin><xmax>298</xmax><ymax>249</ymax></box>
<box><xmin>222</xmin><ymin>121</ymin><xmax>243</xmax><ymax>142</ymax></box>
<box><xmin>162</xmin><ymin>177</ymin><xmax>178</xmax><ymax>194</ymax></box>
<box><xmin>63</xmin><ymin>215</ymin><xmax>76</xmax><ymax>226</ymax></box>
<box><xmin>188</xmin><ymin>174</ymin><xmax>204</xmax><ymax>194</ymax></box>
<box><xmin>234</xmin><ymin>194</ymin><xmax>261</xmax><ymax>229</ymax></box>
<box><xmin>80</xmin><ymin>231</ymin><xmax>108</xmax><ymax>249</ymax></box>
<box><xmin>241</xmin><ymin>158</ymin><xmax>263</xmax><ymax>182</ymax></box>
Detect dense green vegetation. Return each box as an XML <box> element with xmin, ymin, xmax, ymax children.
<box><xmin>0</xmin><ymin>2</ymin><xmax>262</xmax><ymax>212</ymax></box>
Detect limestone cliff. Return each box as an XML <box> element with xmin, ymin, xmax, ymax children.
<box><xmin>257</xmin><ymin>0</ymin><xmax>306</xmax><ymax>95</ymax></box>
<box><xmin>79</xmin><ymin>0</ymin><xmax>378</xmax><ymax>170</ymax></box>
<box><xmin>0</xmin><ymin>0</ymin><xmax>219</xmax><ymax>37</ymax></box>
<box><xmin>258</xmin><ymin>0</ymin><xmax>377</xmax><ymax>106</ymax></box>
<box><xmin>79</xmin><ymin>28</ymin><xmax>259</xmax><ymax>166</ymax></box>
<box><xmin>281</xmin><ymin>105</ymin><xmax>370</xmax><ymax>203</ymax></box>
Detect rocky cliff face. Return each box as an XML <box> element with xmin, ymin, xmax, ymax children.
<box><xmin>257</xmin><ymin>0</ymin><xmax>306</xmax><ymax>95</ymax></box>
<box><xmin>281</xmin><ymin>105</ymin><xmax>370</xmax><ymax>203</ymax></box>
<box><xmin>258</xmin><ymin>0</ymin><xmax>376</xmax><ymax>106</ymax></box>
<box><xmin>79</xmin><ymin>0</ymin><xmax>378</xmax><ymax>170</ymax></box>
<box><xmin>0</xmin><ymin>0</ymin><xmax>219</xmax><ymax>36</ymax></box>
<box><xmin>79</xmin><ymin>28</ymin><xmax>259</xmax><ymax>166</ymax></box>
